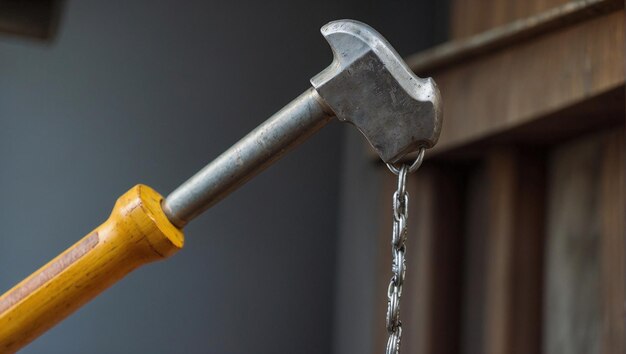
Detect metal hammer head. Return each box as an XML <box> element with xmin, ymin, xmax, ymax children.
<box><xmin>311</xmin><ymin>20</ymin><xmax>442</xmax><ymax>163</ymax></box>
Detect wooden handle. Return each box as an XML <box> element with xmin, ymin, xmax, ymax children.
<box><xmin>0</xmin><ymin>184</ymin><xmax>184</xmax><ymax>353</ymax></box>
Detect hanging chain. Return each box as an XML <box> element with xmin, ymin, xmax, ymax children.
<box><xmin>384</xmin><ymin>148</ymin><xmax>425</xmax><ymax>354</ymax></box>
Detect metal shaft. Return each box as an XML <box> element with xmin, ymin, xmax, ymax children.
<box><xmin>162</xmin><ymin>87</ymin><xmax>335</xmax><ymax>228</ymax></box>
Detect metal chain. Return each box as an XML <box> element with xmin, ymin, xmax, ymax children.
<box><xmin>384</xmin><ymin>148</ymin><xmax>425</xmax><ymax>354</ymax></box>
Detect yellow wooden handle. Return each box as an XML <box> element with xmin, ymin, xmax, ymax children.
<box><xmin>0</xmin><ymin>184</ymin><xmax>184</xmax><ymax>353</ymax></box>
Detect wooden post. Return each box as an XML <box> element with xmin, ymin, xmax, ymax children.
<box><xmin>543</xmin><ymin>130</ymin><xmax>625</xmax><ymax>354</ymax></box>
<box><xmin>484</xmin><ymin>149</ymin><xmax>545</xmax><ymax>354</ymax></box>
<box><xmin>599</xmin><ymin>130</ymin><xmax>625</xmax><ymax>354</ymax></box>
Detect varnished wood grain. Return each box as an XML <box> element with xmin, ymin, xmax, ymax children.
<box><xmin>0</xmin><ymin>233</ymin><xmax>98</xmax><ymax>314</ymax></box>
<box><xmin>0</xmin><ymin>185</ymin><xmax>184</xmax><ymax>353</ymax></box>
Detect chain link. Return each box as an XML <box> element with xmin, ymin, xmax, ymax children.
<box><xmin>384</xmin><ymin>148</ymin><xmax>424</xmax><ymax>354</ymax></box>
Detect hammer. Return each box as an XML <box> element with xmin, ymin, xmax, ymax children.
<box><xmin>0</xmin><ymin>20</ymin><xmax>442</xmax><ymax>352</ymax></box>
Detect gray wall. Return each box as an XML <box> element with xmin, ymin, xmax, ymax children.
<box><xmin>0</xmin><ymin>1</ymin><xmax>446</xmax><ymax>353</ymax></box>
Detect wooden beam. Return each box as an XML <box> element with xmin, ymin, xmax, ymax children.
<box><xmin>450</xmin><ymin>0</ymin><xmax>572</xmax><ymax>39</ymax></box>
<box><xmin>407</xmin><ymin>0</ymin><xmax>624</xmax><ymax>73</ymax></box>
<box><xmin>422</xmin><ymin>10</ymin><xmax>624</xmax><ymax>155</ymax></box>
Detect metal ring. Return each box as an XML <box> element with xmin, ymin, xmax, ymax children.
<box><xmin>387</xmin><ymin>281</ymin><xmax>395</xmax><ymax>299</ymax></box>
<box><xmin>391</xmin><ymin>215</ymin><xmax>406</xmax><ymax>247</ymax></box>
<box><xmin>397</xmin><ymin>166</ymin><xmax>408</xmax><ymax>195</ymax></box>
<box><xmin>393</xmin><ymin>253</ymin><xmax>406</xmax><ymax>287</ymax></box>
<box><xmin>386</xmin><ymin>290</ymin><xmax>400</xmax><ymax>331</ymax></box>
<box><xmin>386</xmin><ymin>326</ymin><xmax>402</xmax><ymax>354</ymax></box>
<box><xmin>386</xmin><ymin>148</ymin><xmax>426</xmax><ymax>175</ymax></box>
<box><xmin>393</xmin><ymin>194</ymin><xmax>409</xmax><ymax>222</ymax></box>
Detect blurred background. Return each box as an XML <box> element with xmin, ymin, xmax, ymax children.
<box><xmin>0</xmin><ymin>1</ymin><xmax>623</xmax><ymax>354</ymax></box>
<box><xmin>0</xmin><ymin>1</ymin><xmax>446</xmax><ymax>353</ymax></box>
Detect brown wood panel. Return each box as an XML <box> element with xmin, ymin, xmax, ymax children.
<box><xmin>428</xmin><ymin>10</ymin><xmax>624</xmax><ymax>155</ymax></box>
<box><xmin>543</xmin><ymin>129</ymin><xmax>625</xmax><ymax>354</ymax></box>
<box><xmin>460</xmin><ymin>165</ymin><xmax>488</xmax><ymax>354</ymax></box>
<box><xmin>599</xmin><ymin>130</ymin><xmax>625</xmax><ymax>354</ymax></box>
<box><xmin>408</xmin><ymin>0</ymin><xmax>623</xmax><ymax>75</ymax></box>
<box><xmin>509</xmin><ymin>152</ymin><xmax>546</xmax><ymax>354</ymax></box>
<box><xmin>484</xmin><ymin>151</ymin><xmax>517</xmax><ymax>354</ymax></box>
<box><xmin>544</xmin><ymin>134</ymin><xmax>593</xmax><ymax>352</ymax></box>
<box><xmin>424</xmin><ymin>165</ymin><xmax>465</xmax><ymax>354</ymax></box>
<box><xmin>483</xmin><ymin>149</ymin><xmax>545</xmax><ymax>354</ymax></box>
<box><xmin>450</xmin><ymin>0</ymin><xmax>573</xmax><ymax>38</ymax></box>
<box><xmin>368</xmin><ymin>4</ymin><xmax>624</xmax><ymax>354</ymax></box>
